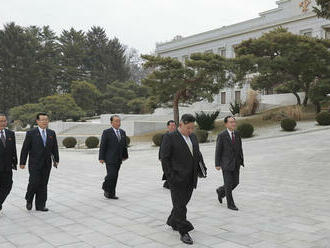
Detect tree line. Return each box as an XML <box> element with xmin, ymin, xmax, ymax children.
<box><xmin>0</xmin><ymin>22</ymin><xmax>151</xmax><ymax>124</ymax></box>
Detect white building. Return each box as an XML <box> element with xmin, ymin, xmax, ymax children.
<box><xmin>155</xmin><ymin>0</ymin><xmax>330</xmax><ymax>113</ymax></box>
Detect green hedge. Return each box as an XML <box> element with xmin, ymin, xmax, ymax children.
<box><xmin>152</xmin><ymin>133</ymin><xmax>164</xmax><ymax>146</ymax></box>
<box><xmin>237</xmin><ymin>123</ymin><xmax>254</xmax><ymax>138</ymax></box>
<box><xmin>126</xmin><ymin>136</ymin><xmax>131</xmax><ymax>146</ymax></box>
<box><xmin>281</xmin><ymin>118</ymin><xmax>297</xmax><ymax>131</ymax></box>
<box><xmin>85</xmin><ymin>136</ymin><xmax>99</xmax><ymax>149</ymax></box>
<box><xmin>316</xmin><ymin>112</ymin><xmax>330</xmax><ymax>126</ymax></box>
<box><xmin>194</xmin><ymin>129</ymin><xmax>208</xmax><ymax>143</ymax></box>
<box><xmin>62</xmin><ymin>137</ymin><xmax>77</xmax><ymax>148</ymax></box>
<box><xmin>195</xmin><ymin>111</ymin><xmax>219</xmax><ymax>130</ymax></box>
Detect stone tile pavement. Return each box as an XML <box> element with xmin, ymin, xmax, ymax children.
<box><xmin>0</xmin><ymin>129</ymin><xmax>329</xmax><ymax>247</ymax></box>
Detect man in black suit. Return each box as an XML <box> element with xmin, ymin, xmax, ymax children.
<box><xmin>215</xmin><ymin>116</ymin><xmax>244</xmax><ymax>211</ymax></box>
<box><xmin>158</xmin><ymin>120</ymin><xmax>176</xmax><ymax>189</ymax></box>
<box><xmin>99</xmin><ymin>115</ymin><xmax>128</xmax><ymax>199</ymax></box>
<box><xmin>0</xmin><ymin>114</ymin><xmax>17</xmax><ymax>212</ymax></box>
<box><xmin>161</xmin><ymin>114</ymin><xmax>205</xmax><ymax>245</ymax></box>
<box><xmin>20</xmin><ymin>113</ymin><xmax>59</xmax><ymax>212</ymax></box>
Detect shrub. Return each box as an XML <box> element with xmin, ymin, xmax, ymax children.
<box><xmin>281</xmin><ymin>118</ymin><xmax>297</xmax><ymax>131</ymax></box>
<box><xmin>240</xmin><ymin>90</ymin><xmax>259</xmax><ymax>116</ymax></box>
<box><xmin>286</xmin><ymin>105</ymin><xmax>303</xmax><ymax>121</ymax></box>
<box><xmin>237</xmin><ymin>123</ymin><xmax>254</xmax><ymax>138</ymax></box>
<box><xmin>152</xmin><ymin>133</ymin><xmax>164</xmax><ymax>146</ymax></box>
<box><xmin>316</xmin><ymin>112</ymin><xmax>330</xmax><ymax>126</ymax></box>
<box><xmin>126</xmin><ymin>136</ymin><xmax>131</xmax><ymax>146</ymax></box>
<box><xmin>229</xmin><ymin>102</ymin><xmax>241</xmax><ymax>115</ymax></box>
<box><xmin>62</xmin><ymin>137</ymin><xmax>77</xmax><ymax>148</ymax></box>
<box><xmin>194</xmin><ymin>129</ymin><xmax>208</xmax><ymax>143</ymax></box>
<box><xmin>195</xmin><ymin>111</ymin><xmax>219</xmax><ymax>130</ymax></box>
<box><xmin>85</xmin><ymin>136</ymin><xmax>99</xmax><ymax>149</ymax></box>
<box><xmin>262</xmin><ymin>110</ymin><xmax>288</xmax><ymax>121</ymax></box>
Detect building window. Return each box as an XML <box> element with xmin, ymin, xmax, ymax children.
<box><xmin>325</xmin><ymin>29</ymin><xmax>330</xmax><ymax>39</ymax></box>
<box><xmin>300</xmin><ymin>29</ymin><xmax>313</xmax><ymax>37</ymax></box>
<box><xmin>235</xmin><ymin>91</ymin><xmax>241</xmax><ymax>103</ymax></box>
<box><xmin>182</xmin><ymin>55</ymin><xmax>189</xmax><ymax>63</ymax></box>
<box><xmin>218</xmin><ymin>48</ymin><xmax>226</xmax><ymax>57</ymax></box>
<box><xmin>221</xmin><ymin>92</ymin><xmax>226</xmax><ymax>104</ymax></box>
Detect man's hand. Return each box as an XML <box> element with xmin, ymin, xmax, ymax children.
<box><xmin>99</xmin><ymin>160</ymin><xmax>105</xmax><ymax>164</ymax></box>
<box><xmin>20</xmin><ymin>164</ymin><xmax>25</xmax><ymax>169</ymax></box>
<box><xmin>122</xmin><ymin>158</ymin><xmax>128</xmax><ymax>161</ymax></box>
<box><xmin>53</xmin><ymin>162</ymin><xmax>58</xmax><ymax>168</ymax></box>
<box><xmin>215</xmin><ymin>166</ymin><xmax>221</xmax><ymax>171</ymax></box>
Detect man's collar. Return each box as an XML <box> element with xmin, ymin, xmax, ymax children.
<box><xmin>38</xmin><ymin>126</ymin><xmax>46</xmax><ymax>132</ymax></box>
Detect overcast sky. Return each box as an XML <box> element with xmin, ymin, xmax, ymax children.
<box><xmin>0</xmin><ymin>0</ymin><xmax>277</xmax><ymax>54</ymax></box>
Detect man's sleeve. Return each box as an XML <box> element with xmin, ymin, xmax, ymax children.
<box><xmin>239</xmin><ymin>134</ymin><xmax>244</xmax><ymax>166</ymax></box>
<box><xmin>52</xmin><ymin>132</ymin><xmax>59</xmax><ymax>163</ymax></box>
<box><xmin>215</xmin><ymin>134</ymin><xmax>223</xmax><ymax>167</ymax></box>
<box><xmin>160</xmin><ymin>134</ymin><xmax>172</xmax><ymax>177</ymax></box>
<box><xmin>99</xmin><ymin>130</ymin><xmax>107</xmax><ymax>160</ymax></box>
<box><xmin>12</xmin><ymin>132</ymin><xmax>18</xmax><ymax>170</ymax></box>
<box><xmin>122</xmin><ymin>132</ymin><xmax>128</xmax><ymax>159</ymax></box>
<box><xmin>20</xmin><ymin>131</ymin><xmax>32</xmax><ymax>165</ymax></box>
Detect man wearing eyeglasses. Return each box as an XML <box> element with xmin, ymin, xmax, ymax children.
<box><xmin>0</xmin><ymin>113</ymin><xmax>17</xmax><ymax>212</ymax></box>
<box><xmin>20</xmin><ymin>113</ymin><xmax>59</xmax><ymax>212</ymax></box>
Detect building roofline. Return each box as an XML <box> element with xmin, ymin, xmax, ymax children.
<box><xmin>156</xmin><ymin>13</ymin><xmax>317</xmax><ymax>54</ymax></box>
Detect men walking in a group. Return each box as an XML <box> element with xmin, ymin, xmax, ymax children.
<box><xmin>161</xmin><ymin>114</ymin><xmax>205</xmax><ymax>245</ymax></box>
<box><xmin>0</xmin><ymin>114</ymin><xmax>17</xmax><ymax>212</ymax></box>
<box><xmin>20</xmin><ymin>113</ymin><xmax>59</xmax><ymax>212</ymax></box>
<box><xmin>215</xmin><ymin>116</ymin><xmax>244</xmax><ymax>211</ymax></box>
<box><xmin>99</xmin><ymin>115</ymin><xmax>128</xmax><ymax>199</ymax></box>
<box><xmin>159</xmin><ymin>120</ymin><xmax>176</xmax><ymax>189</ymax></box>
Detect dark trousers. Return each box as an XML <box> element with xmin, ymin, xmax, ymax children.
<box><xmin>0</xmin><ymin>170</ymin><xmax>13</xmax><ymax>206</ymax></box>
<box><xmin>25</xmin><ymin>164</ymin><xmax>51</xmax><ymax>208</ymax></box>
<box><xmin>217</xmin><ymin>166</ymin><xmax>240</xmax><ymax>207</ymax></box>
<box><xmin>167</xmin><ymin>185</ymin><xmax>194</xmax><ymax>234</ymax></box>
<box><xmin>102</xmin><ymin>163</ymin><xmax>121</xmax><ymax>196</ymax></box>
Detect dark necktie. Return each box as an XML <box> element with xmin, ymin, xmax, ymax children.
<box><xmin>231</xmin><ymin>132</ymin><xmax>235</xmax><ymax>144</ymax></box>
<box><xmin>116</xmin><ymin>130</ymin><xmax>121</xmax><ymax>141</ymax></box>
<box><xmin>0</xmin><ymin>130</ymin><xmax>6</xmax><ymax>147</ymax></box>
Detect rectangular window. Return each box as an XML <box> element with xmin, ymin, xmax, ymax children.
<box><xmin>300</xmin><ymin>29</ymin><xmax>313</xmax><ymax>37</ymax></box>
<box><xmin>325</xmin><ymin>29</ymin><xmax>330</xmax><ymax>39</ymax></box>
<box><xmin>218</xmin><ymin>48</ymin><xmax>226</xmax><ymax>57</ymax></box>
<box><xmin>235</xmin><ymin>91</ymin><xmax>241</xmax><ymax>103</ymax></box>
<box><xmin>221</xmin><ymin>92</ymin><xmax>226</xmax><ymax>104</ymax></box>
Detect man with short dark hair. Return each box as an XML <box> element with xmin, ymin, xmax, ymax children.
<box><xmin>0</xmin><ymin>114</ymin><xmax>17</xmax><ymax>212</ymax></box>
<box><xmin>99</xmin><ymin>115</ymin><xmax>128</xmax><ymax>199</ymax></box>
<box><xmin>215</xmin><ymin>116</ymin><xmax>244</xmax><ymax>211</ymax></box>
<box><xmin>161</xmin><ymin>114</ymin><xmax>205</xmax><ymax>245</ymax></box>
<box><xmin>20</xmin><ymin>113</ymin><xmax>59</xmax><ymax>212</ymax></box>
<box><xmin>159</xmin><ymin>120</ymin><xmax>176</xmax><ymax>189</ymax></box>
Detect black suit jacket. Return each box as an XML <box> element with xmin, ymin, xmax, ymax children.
<box><xmin>20</xmin><ymin>128</ymin><xmax>59</xmax><ymax>169</ymax></box>
<box><xmin>161</xmin><ymin>130</ymin><xmax>204</xmax><ymax>188</ymax></box>
<box><xmin>99</xmin><ymin>128</ymin><xmax>128</xmax><ymax>165</ymax></box>
<box><xmin>0</xmin><ymin>129</ymin><xmax>18</xmax><ymax>172</ymax></box>
<box><xmin>215</xmin><ymin>130</ymin><xmax>244</xmax><ymax>171</ymax></box>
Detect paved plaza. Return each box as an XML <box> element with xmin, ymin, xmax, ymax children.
<box><xmin>0</xmin><ymin>129</ymin><xmax>330</xmax><ymax>248</ymax></box>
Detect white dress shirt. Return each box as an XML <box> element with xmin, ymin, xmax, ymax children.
<box><xmin>179</xmin><ymin>131</ymin><xmax>193</xmax><ymax>155</ymax></box>
<box><xmin>0</xmin><ymin>129</ymin><xmax>6</xmax><ymax>139</ymax></box>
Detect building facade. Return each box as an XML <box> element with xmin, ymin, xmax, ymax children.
<box><xmin>155</xmin><ymin>0</ymin><xmax>330</xmax><ymax>113</ymax></box>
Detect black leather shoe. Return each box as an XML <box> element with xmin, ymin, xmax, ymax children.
<box><xmin>228</xmin><ymin>205</ymin><xmax>239</xmax><ymax>211</ymax></box>
<box><xmin>104</xmin><ymin>191</ymin><xmax>110</xmax><ymax>199</ymax></box>
<box><xmin>180</xmin><ymin>233</ymin><xmax>193</xmax><ymax>245</ymax></box>
<box><xmin>216</xmin><ymin>189</ymin><xmax>223</xmax><ymax>204</ymax></box>
<box><xmin>109</xmin><ymin>195</ymin><xmax>119</xmax><ymax>200</ymax></box>
<box><xmin>36</xmin><ymin>207</ymin><xmax>49</xmax><ymax>212</ymax></box>
<box><xmin>26</xmin><ymin>202</ymin><xmax>32</xmax><ymax>211</ymax></box>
